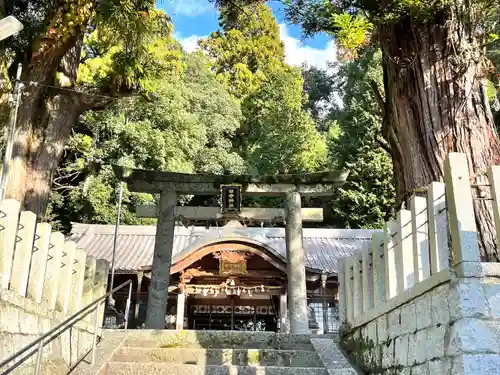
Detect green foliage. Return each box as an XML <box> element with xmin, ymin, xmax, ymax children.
<box><xmin>325</xmin><ymin>49</ymin><xmax>395</xmax><ymax>228</ymax></box>
<box><xmin>241</xmin><ymin>69</ymin><xmax>328</xmax><ymax>175</ymax></box>
<box><xmin>199</xmin><ymin>3</ymin><xmax>286</xmax><ymax>99</ymax></box>
<box><xmin>49</xmin><ymin>52</ymin><xmax>244</xmax><ymax>230</ymax></box>
<box><xmin>78</xmin><ymin>9</ymin><xmax>183</xmax><ymax>92</ymax></box>
<box><xmin>486</xmin><ymin>3</ymin><xmax>500</xmax><ymax>127</ymax></box>
<box><xmin>301</xmin><ymin>63</ymin><xmax>337</xmax><ymax>131</ymax></box>
<box><xmin>332</xmin><ymin>13</ymin><xmax>372</xmax><ymax>58</ymax></box>
<box><xmin>281</xmin><ymin>0</ymin><xmax>496</xmax><ymax>59</ymax></box>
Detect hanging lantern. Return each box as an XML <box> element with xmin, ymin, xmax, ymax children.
<box><xmin>260</xmin><ymin>285</ymin><xmax>264</xmax><ymax>292</ymax></box>
<box><xmin>202</xmin><ymin>288</ymin><xmax>208</xmax><ymax>296</ymax></box>
<box><xmin>237</xmin><ymin>287</ymin><xmax>241</xmax><ymax>296</ymax></box>
<box><xmin>248</xmin><ymin>290</ymin><xmax>252</xmax><ymax>297</ymax></box>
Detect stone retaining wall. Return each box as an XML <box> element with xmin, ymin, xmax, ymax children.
<box><xmin>0</xmin><ymin>288</ymin><xmax>96</xmax><ymax>369</ymax></box>
<box><xmin>338</xmin><ymin>153</ymin><xmax>500</xmax><ymax>375</ymax></box>
<box><xmin>0</xmin><ymin>198</ymin><xmax>110</xmax><ymax>371</ymax></box>
<box><xmin>342</xmin><ymin>265</ymin><xmax>500</xmax><ymax>375</ymax></box>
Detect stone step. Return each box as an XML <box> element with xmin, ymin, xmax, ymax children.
<box><xmin>121</xmin><ymin>330</ymin><xmax>316</xmax><ymax>350</ymax></box>
<box><xmin>112</xmin><ymin>347</ymin><xmax>323</xmax><ymax>367</ymax></box>
<box><xmin>105</xmin><ymin>362</ymin><xmax>329</xmax><ymax>375</ymax></box>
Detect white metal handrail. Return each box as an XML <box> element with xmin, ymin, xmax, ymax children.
<box><xmin>0</xmin><ymin>279</ymin><xmax>133</xmax><ymax>375</ymax></box>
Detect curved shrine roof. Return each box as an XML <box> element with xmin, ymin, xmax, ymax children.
<box><xmin>69</xmin><ymin>223</ymin><xmax>379</xmax><ymax>275</ymax></box>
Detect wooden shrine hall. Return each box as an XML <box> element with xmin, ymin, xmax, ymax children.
<box><xmin>69</xmin><ymin>223</ymin><xmax>376</xmax><ymax>334</ymax></box>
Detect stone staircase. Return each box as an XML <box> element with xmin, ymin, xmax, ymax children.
<box><xmin>74</xmin><ymin>331</ymin><xmax>360</xmax><ymax>375</ymax></box>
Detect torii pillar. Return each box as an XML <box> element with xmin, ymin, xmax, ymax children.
<box><xmin>113</xmin><ymin>167</ymin><xmax>348</xmax><ymax>331</ymax></box>
<box><xmin>146</xmin><ymin>189</ymin><xmax>177</xmax><ymax>328</ymax></box>
<box><xmin>284</xmin><ymin>191</ymin><xmax>309</xmax><ymax>333</ymax></box>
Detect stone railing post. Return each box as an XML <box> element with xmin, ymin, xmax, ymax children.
<box><xmin>427</xmin><ymin>182</ymin><xmax>449</xmax><ymax>273</ymax></box>
<box><xmin>0</xmin><ymin>199</ymin><xmax>21</xmax><ymax>289</ymax></box>
<box><xmin>410</xmin><ymin>196</ymin><xmax>430</xmax><ymax>283</ymax></box>
<box><xmin>27</xmin><ymin>223</ymin><xmax>51</xmax><ymax>303</ymax></box>
<box><xmin>352</xmin><ymin>253</ymin><xmax>363</xmax><ymax>318</ymax></box>
<box><xmin>93</xmin><ymin>259</ymin><xmax>110</xmax><ymax>330</ymax></box>
<box><xmin>344</xmin><ymin>259</ymin><xmax>354</xmax><ymax>323</ymax></box>
<box><xmin>81</xmin><ymin>255</ymin><xmax>97</xmax><ymax>323</ymax></box>
<box><xmin>69</xmin><ymin>248</ymin><xmax>87</xmax><ymax>313</ymax></box>
<box><xmin>362</xmin><ymin>248</ymin><xmax>373</xmax><ymax>312</ymax></box>
<box><xmin>10</xmin><ymin>210</ymin><xmax>37</xmax><ymax>296</ymax></box>
<box><xmin>396</xmin><ymin>209</ymin><xmax>414</xmax><ymax>290</ymax></box>
<box><xmin>56</xmin><ymin>241</ymin><xmax>76</xmax><ymax>314</ymax></box>
<box><xmin>42</xmin><ymin>232</ymin><xmax>65</xmax><ymax>310</ymax></box>
<box><xmin>372</xmin><ymin>232</ymin><xmax>386</xmax><ymax>307</ymax></box>
<box><xmin>488</xmin><ymin>165</ymin><xmax>500</xmax><ymax>249</ymax></box>
<box><xmin>338</xmin><ymin>258</ymin><xmax>347</xmax><ymax>324</ymax></box>
<box><xmin>384</xmin><ymin>220</ymin><xmax>398</xmax><ymax>300</ymax></box>
<box><xmin>443</xmin><ymin>153</ymin><xmax>481</xmax><ymax>264</ymax></box>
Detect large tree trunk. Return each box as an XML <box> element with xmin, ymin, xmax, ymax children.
<box><xmin>5</xmin><ymin>32</ymin><xmax>110</xmax><ymax>217</ymax></box>
<box><xmin>379</xmin><ymin>9</ymin><xmax>500</xmax><ymax>260</ymax></box>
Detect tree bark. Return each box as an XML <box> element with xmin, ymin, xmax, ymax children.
<box><xmin>5</xmin><ymin>31</ymin><xmax>111</xmax><ymax>217</ymax></box>
<box><xmin>379</xmin><ymin>9</ymin><xmax>500</xmax><ymax>260</ymax></box>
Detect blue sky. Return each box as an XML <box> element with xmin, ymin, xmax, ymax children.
<box><xmin>156</xmin><ymin>0</ymin><xmax>337</xmax><ymax>70</ymax></box>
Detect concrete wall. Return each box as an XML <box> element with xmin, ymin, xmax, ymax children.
<box><xmin>338</xmin><ymin>153</ymin><xmax>500</xmax><ymax>375</ymax></box>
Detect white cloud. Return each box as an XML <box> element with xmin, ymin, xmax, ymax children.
<box><xmin>165</xmin><ymin>0</ymin><xmax>214</xmax><ymax>17</ymax></box>
<box><xmin>279</xmin><ymin>24</ymin><xmax>337</xmax><ymax>71</ymax></box>
<box><xmin>175</xmin><ymin>24</ymin><xmax>337</xmax><ymax>71</ymax></box>
<box><xmin>175</xmin><ymin>33</ymin><xmax>204</xmax><ymax>52</ymax></box>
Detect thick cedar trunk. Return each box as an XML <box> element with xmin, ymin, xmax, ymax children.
<box><xmin>5</xmin><ymin>34</ymin><xmax>110</xmax><ymax>217</ymax></box>
<box><xmin>379</xmin><ymin>10</ymin><xmax>500</xmax><ymax>260</ymax></box>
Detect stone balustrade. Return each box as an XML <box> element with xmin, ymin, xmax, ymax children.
<box><xmin>338</xmin><ymin>153</ymin><xmax>500</xmax><ymax>375</ymax></box>
<box><xmin>0</xmin><ymin>200</ymin><xmax>110</xmax><ymax>370</ymax></box>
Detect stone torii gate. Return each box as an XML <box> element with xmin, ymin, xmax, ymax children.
<box><xmin>113</xmin><ymin>167</ymin><xmax>348</xmax><ymax>333</ymax></box>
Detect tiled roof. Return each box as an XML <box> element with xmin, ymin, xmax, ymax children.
<box><xmin>69</xmin><ymin>223</ymin><xmax>379</xmax><ymax>275</ymax></box>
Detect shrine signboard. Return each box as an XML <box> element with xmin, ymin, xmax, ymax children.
<box><xmin>214</xmin><ymin>251</ymin><xmax>249</xmax><ymax>275</ymax></box>
<box><xmin>221</xmin><ymin>184</ymin><xmax>241</xmax><ymax>216</ymax></box>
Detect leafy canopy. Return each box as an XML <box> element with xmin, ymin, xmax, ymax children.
<box><xmin>49</xmin><ymin>52</ymin><xmax>245</xmax><ymax>230</ymax></box>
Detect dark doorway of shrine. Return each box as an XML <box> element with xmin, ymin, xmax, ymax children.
<box><xmin>189</xmin><ymin>295</ymin><xmax>279</xmax><ymax>331</ymax></box>
<box><xmin>170</xmin><ymin>239</ymin><xmax>288</xmax><ymax>332</ymax></box>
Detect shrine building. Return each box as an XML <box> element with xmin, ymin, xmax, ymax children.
<box><xmin>69</xmin><ymin>222</ymin><xmax>376</xmax><ymax>334</ymax></box>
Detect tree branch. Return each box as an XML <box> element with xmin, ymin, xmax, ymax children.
<box><xmin>376</xmin><ymin>137</ymin><xmax>392</xmax><ymax>156</ymax></box>
<box><xmin>368</xmin><ymin>78</ymin><xmax>385</xmax><ymax>117</ymax></box>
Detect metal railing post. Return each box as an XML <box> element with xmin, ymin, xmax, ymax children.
<box><xmin>34</xmin><ymin>340</ymin><xmax>43</xmax><ymax>375</ymax></box>
<box><xmin>91</xmin><ymin>302</ymin><xmax>101</xmax><ymax>365</ymax></box>
<box><xmin>124</xmin><ymin>282</ymin><xmax>132</xmax><ymax>330</ymax></box>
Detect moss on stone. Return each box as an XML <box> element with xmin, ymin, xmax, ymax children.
<box><xmin>341</xmin><ymin>327</ymin><xmax>383</xmax><ymax>375</ymax></box>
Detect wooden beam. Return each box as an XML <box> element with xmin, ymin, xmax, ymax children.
<box><xmin>136</xmin><ymin>205</ymin><xmax>324</xmax><ymax>222</ymax></box>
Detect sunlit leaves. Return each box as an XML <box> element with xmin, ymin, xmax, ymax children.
<box><xmin>242</xmin><ymin>69</ymin><xmax>328</xmax><ymax>175</ymax></box>
<box><xmin>50</xmin><ymin>52</ymin><xmax>244</xmax><ymax>229</ymax></box>
<box><xmin>199</xmin><ymin>4</ymin><xmax>285</xmax><ymax>99</ymax></box>
<box><xmin>332</xmin><ymin>13</ymin><xmax>372</xmax><ymax>59</ymax></box>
